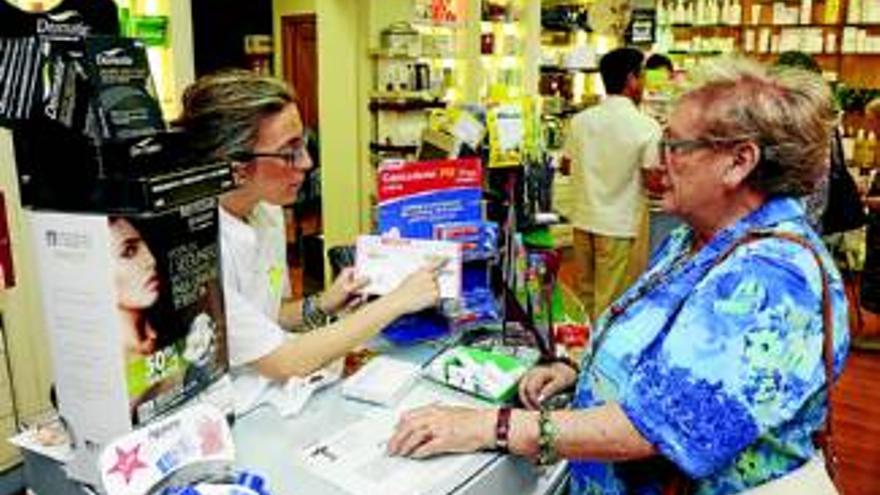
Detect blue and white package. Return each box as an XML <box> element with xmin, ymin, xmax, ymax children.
<box><xmin>377</xmin><ymin>158</ymin><xmax>483</xmax><ymax>239</ymax></box>
<box><xmin>433</xmin><ymin>221</ymin><xmax>498</xmax><ymax>261</ymax></box>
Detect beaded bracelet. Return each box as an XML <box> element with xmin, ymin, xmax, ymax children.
<box><xmin>536</xmin><ymin>408</ymin><xmax>559</xmax><ymax>466</ymax></box>
<box><xmin>301</xmin><ymin>294</ymin><xmax>331</xmax><ymax>329</ymax></box>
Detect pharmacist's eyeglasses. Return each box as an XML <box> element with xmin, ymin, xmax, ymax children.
<box><xmin>230</xmin><ymin>136</ymin><xmax>310</xmax><ymax>169</ymax></box>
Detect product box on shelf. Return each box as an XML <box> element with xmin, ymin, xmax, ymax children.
<box><xmin>376</xmin><ymin>158</ymin><xmax>484</xmax><ymax>344</ymax></box>
<box><xmin>28</xmin><ymin>197</ymin><xmax>230</xmax><ymax>484</ymax></box>
<box><xmin>377</xmin><ymin>157</ymin><xmax>483</xmax><ymax>239</ymax></box>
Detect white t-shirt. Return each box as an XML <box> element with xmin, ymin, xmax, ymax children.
<box><xmin>219</xmin><ymin>202</ymin><xmax>291</xmax><ymax>412</ymax></box>
<box><xmin>564</xmin><ymin>95</ymin><xmax>661</xmax><ymax>237</ymax></box>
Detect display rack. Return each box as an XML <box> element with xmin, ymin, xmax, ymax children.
<box><xmin>656</xmin><ymin>0</ymin><xmax>880</xmax><ymax>87</ymax></box>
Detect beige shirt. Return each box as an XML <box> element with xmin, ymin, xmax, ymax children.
<box><xmin>564</xmin><ymin>95</ymin><xmax>661</xmax><ymax>237</ymax></box>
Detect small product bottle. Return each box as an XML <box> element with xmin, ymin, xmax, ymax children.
<box><xmin>731</xmin><ymin>0</ymin><xmax>743</xmax><ymax>24</ymax></box>
<box><xmin>847</xmin><ymin>0</ymin><xmax>862</xmax><ymax>24</ymax></box>
<box><xmin>866</xmin><ymin>131</ymin><xmax>878</xmax><ymax>168</ymax></box>
<box><xmin>854</xmin><ymin>128</ymin><xmax>867</xmax><ymax>167</ymax></box>
<box><xmin>824</xmin><ymin>0</ymin><xmax>840</xmax><ymax>22</ymax></box>
<box><xmin>842</xmin><ymin>127</ymin><xmax>856</xmax><ymax>164</ymax></box>
<box><xmin>800</xmin><ymin>0</ymin><xmax>813</xmax><ymax>23</ymax></box>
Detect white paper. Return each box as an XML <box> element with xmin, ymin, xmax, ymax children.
<box><xmin>295</xmin><ymin>396</ymin><xmax>493</xmax><ymax>495</ymax></box>
<box><xmin>495</xmin><ymin>105</ymin><xmax>524</xmax><ymax>152</ymax></box>
<box><xmin>451</xmin><ymin>113</ymin><xmax>485</xmax><ymax>148</ymax></box>
<box><xmin>355</xmin><ymin>235</ymin><xmax>461</xmax><ymax>299</ymax></box>
<box><xmin>341</xmin><ymin>356</ymin><xmax>420</xmax><ymax>406</ymax></box>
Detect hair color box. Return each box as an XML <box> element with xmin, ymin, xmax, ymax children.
<box><xmin>27</xmin><ymin>197</ymin><xmax>231</xmax><ymax>485</ymax></box>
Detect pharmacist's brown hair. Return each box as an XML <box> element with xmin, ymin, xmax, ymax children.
<box><xmin>176</xmin><ymin>69</ymin><xmax>297</xmax><ymax>160</ymax></box>
<box><xmin>679</xmin><ymin>58</ymin><xmax>838</xmax><ymax>197</ymax></box>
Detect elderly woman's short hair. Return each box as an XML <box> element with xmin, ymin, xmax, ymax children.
<box><xmin>175</xmin><ymin>69</ymin><xmax>297</xmax><ymax>160</ymax></box>
<box><xmin>679</xmin><ymin>58</ymin><xmax>837</xmax><ymax>197</ymax></box>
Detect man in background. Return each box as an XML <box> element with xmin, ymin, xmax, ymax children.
<box><xmin>563</xmin><ymin>48</ymin><xmax>660</xmax><ymax>321</ymax></box>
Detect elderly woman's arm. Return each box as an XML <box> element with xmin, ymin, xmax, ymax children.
<box><xmin>509</xmin><ymin>403</ymin><xmax>657</xmax><ymax>460</ymax></box>
<box><xmin>387</xmin><ymin>402</ymin><xmax>656</xmax><ymax>461</ymax></box>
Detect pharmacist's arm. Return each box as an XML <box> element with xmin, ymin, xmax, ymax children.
<box><xmin>254</xmin><ymin>293</ymin><xmax>414</xmax><ymax>379</ymax></box>
<box><xmin>865</xmin><ymin>195</ymin><xmax>880</xmax><ymax>211</ymax></box>
<box><xmin>254</xmin><ymin>267</ymin><xmax>440</xmax><ymax>380</ymax></box>
<box><xmin>277</xmin><ymin>267</ymin><xmax>370</xmax><ymax>330</ymax></box>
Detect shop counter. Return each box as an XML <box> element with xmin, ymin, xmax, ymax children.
<box><xmin>232</xmin><ymin>339</ymin><xmax>568</xmax><ymax>495</ymax></box>
<box><xmin>22</xmin><ymin>339</ymin><xmax>567</xmax><ymax>495</ymax></box>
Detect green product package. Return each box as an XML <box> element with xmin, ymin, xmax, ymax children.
<box><xmin>426</xmin><ymin>345</ymin><xmax>529</xmax><ymax>403</ymax></box>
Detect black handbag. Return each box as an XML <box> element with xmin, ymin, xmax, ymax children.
<box><xmin>821</xmin><ymin>129</ymin><xmax>867</xmax><ymax>235</ymax></box>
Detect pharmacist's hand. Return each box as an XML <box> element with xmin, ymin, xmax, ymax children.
<box><xmin>386</xmin><ymin>260</ymin><xmax>445</xmax><ymax>314</ymax></box>
<box><xmin>519</xmin><ymin>363</ymin><xmax>578</xmax><ymax>410</ymax></box>
<box><xmin>387</xmin><ymin>405</ymin><xmax>495</xmax><ymax>458</ymax></box>
<box><xmin>320</xmin><ymin>267</ymin><xmax>369</xmax><ymax>315</ymax></box>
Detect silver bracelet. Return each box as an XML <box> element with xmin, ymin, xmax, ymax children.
<box><xmin>302</xmin><ymin>294</ymin><xmax>331</xmax><ymax>329</ymax></box>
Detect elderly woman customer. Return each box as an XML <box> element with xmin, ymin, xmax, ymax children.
<box><xmin>388</xmin><ymin>58</ymin><xmax>850</xmax><ymax>494</ymax></box>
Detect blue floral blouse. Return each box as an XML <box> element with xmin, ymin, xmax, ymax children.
<box><xmin>570</xmin><ymin>197</ymin><xmax>850</xmax><ymax>495</ymax></box>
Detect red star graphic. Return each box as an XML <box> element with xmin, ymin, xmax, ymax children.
<box><xmin>198</xmin><ymin>417</ymin><xmax>224</xmax><ymax>456</ymax></box>
<box><xmin>106</xmin><ymin>444</ymin><xmax>147</xmax><ymax>485</ymax></box>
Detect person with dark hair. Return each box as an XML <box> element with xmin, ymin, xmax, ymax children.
<box><xmin>562</xmin><ymin>47</ymin><xmax>660</xmax><ymax>320</ymax></box>
<box><xmin>645</xmin><ymin>53</ymin><xmax>674</xmax><ymax>72</ymax></box>
<box><xmin>387</xmin><ymin>58</ymin><xmax>848</xmax><ymax>495</ymax></box>
<box><xmin>176</xmin><ymin>70</ymin><xmax>444</xmax><ymax>413</ymax></box>
<box><xmin>776</xmin><ymin>50</ymin><xmax>822</xmax><ymax>73</ymax></box>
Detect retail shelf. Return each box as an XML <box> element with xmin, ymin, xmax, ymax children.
<box><xmin>539</xmin><ymin>65</ymin><xmax>599</xmax><ymax>73</ymax></box>
<box><xmin>370</xmin><ymin>90</ymin><xmax>442</xmax><ymax>99</ymax></box>
<box><xmin>368</xmin><ymin>94</ymin><xmax>446</xmax><ymax>112</ymax></box>
<box><xmin>668</xmin><ymin>49</ymin><xmax>724</xmax><ymax>56</ymax></box>
<box><xmin>369</xmin><ymin>49</ymin><xmax>460</xmax><ymax>60</ymax></box>
<box><xmin>411</xmin><ymin>19</ymin><xmax>467</xmax><ymax>29</ymax></box>
<box><xmin>369</xmin><ymin>142</ymin><xmax>419</xmax><ymax>154</ymax></box>
<box><xmin>666</xmin><ymin>22</ymin><xmax>843</xmax><ymax>28</ymax></box>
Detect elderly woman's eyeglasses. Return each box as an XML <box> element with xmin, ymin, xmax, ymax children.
<box><xmin>659</xmin><ymin>136</ymin><xmax>748</xmax><ymax>162</ymax></box>
<box><xmin>230</xmin><ymin>136</ymin><xmax>310</xmax><ymax>169</ymax></box>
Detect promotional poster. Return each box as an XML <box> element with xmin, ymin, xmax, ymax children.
<box><xmin>29</xmin><ymin>198</ymin><xmax>227</xmax><ymax>484</ymax></box>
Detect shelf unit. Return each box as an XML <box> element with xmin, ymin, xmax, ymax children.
<box><xmin>657</xmin><ymin>0</ymin><xmax>880</xmax><ymax>87</ymax></box>
<box><xmin>368</xmin><ymin>16</ymin><xmax>464</xmax><ymax>162</ymax></box>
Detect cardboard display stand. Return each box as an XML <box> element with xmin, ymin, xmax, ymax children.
<box><xmin>28</xmin><ymin>198</ymin><xmax>230</xmax><ymax>485</ymax></box>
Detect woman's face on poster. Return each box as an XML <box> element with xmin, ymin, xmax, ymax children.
<box><xmin>111</xmin><ymin>218</ymin><xmax>160</xmax><ymax>310</ymax></box>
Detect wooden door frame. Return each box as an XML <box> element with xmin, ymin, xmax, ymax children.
<box><xmin>281</xmin><ymin>13</ymin><xmax>318</xmax><ymax>128</ymax></box>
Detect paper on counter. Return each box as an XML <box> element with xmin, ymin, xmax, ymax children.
<box><xmin>295</xmin><ymin>393</ymin><xmax>494</xmax><ymax>495</ymax></box>
<box><xmin>341</xmin><ymin>356</ymin><xmax>420</xmax><ymax>407</ymax></box>
<box><xmin>355</xmin><ymin>235</ymin><xmax>462</xmax><ymax>299</ymax></box>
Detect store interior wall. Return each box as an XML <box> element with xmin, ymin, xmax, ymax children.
<box><xmin>274</xmin><ymin>0</ymin><xmax>378</xmax><ymax>281</ymax></box>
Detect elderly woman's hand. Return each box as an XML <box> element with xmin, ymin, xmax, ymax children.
<box><xmin>387</xmin><ymin>405</ymin><xmax>495</xmax><ymax>458</ymax></box>
<box><xmin>519</xmin><ymin>363</ymin><xmax>578</xmax><ymax>410</ymax></box>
